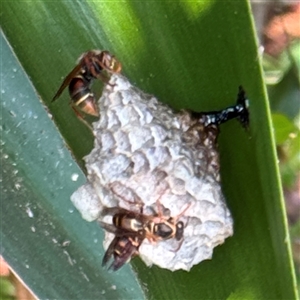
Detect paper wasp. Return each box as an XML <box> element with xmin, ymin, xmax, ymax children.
<box><xmin>52</xmin><ymin>50</ymin><xmax>122</xmax><ymax>121</ymax></box>
<box><xmin>99</xmin><ymin>202</ymin><xmax>190</xmax><ymax>270</ymax></box>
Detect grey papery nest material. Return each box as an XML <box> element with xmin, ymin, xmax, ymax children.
<box><xmin>71</xmin><ymin>74</ymin><xmax>234</xmax><ymax>271</ymax></box>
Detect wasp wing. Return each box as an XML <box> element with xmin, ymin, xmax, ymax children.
<box><xmin>52</xmin><ymin>64</ymin><xmax>82</xmax><ymax>102</ymax></box>
<box><xmin>102</xmin><ymin>235</ymin><xmax>120</xmax><ymax>268</ymax></box>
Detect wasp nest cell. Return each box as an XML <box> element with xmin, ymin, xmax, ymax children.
<box><xmin>71</xmin><ymin>74</ymin><xmax>236</xmax><ymax>271</ymax></box>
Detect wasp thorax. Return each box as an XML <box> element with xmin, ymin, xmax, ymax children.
<box><xmin>71</xmin><ymin>74</ymin><xmax>249</xmax><ymax>271</ymax></box>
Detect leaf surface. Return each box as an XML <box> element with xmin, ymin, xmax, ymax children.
<box><xmin>0</xmin><ymin>1</ymin><xmax>298</xmax><ymax>299</ymax></box>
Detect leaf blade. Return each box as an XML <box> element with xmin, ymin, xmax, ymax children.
<box><xmin>0</xmin><ymin>1</ymin><xmax>298</xmax><ymax>299</ymax></box>
<box><xmin>0</xmin><ymin>30</ymin><xmax>144</xmax><ymax>300</ymax></box>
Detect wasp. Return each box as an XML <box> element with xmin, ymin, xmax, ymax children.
<box><xmin>99</xmin><ymin>202</ymin><xmax>190</xmax><ymax>270</ymax></box>
<box><xmin>52</xmin><ymin>50</ymin><xmax>122</xmax><ymax>121</ymax></box>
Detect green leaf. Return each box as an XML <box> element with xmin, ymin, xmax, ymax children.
<box><xmin>272</xmin><ymin>113</ymin><xmax>299</xmax><ymax>145</ymax></box>
<box><xmin>0</xmin><ymin>277</ymin><xmax>15</xmax><ymax>300</ymax></box>
<box><xmin>0</xmin><ymin>32</ymin><xmax>143</xmax><ymax>299</ymax></box>
<box><xmin>263</xmin><ymin>51</ymin><xmax>293</xmax><ymax>85</ymax></box>
<box><xmin>1</xmin><ymin>1</ymin><xmax>298</xmax><ymax>299</ymax></box>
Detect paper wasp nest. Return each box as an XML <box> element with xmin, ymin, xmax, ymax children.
<box><xmin>71</xmin><ymin>74</ymin><xmax>233</xmax><ymax>271</ymax></box>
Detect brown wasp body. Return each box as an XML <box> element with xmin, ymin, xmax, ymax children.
<box><xmin>52</xmin><ymin>50</ymin><xmax>122</xmax><ymax>119</ymax></box>
<box><xmin>99</xmin><ymin>203</ymin><xmax>190</xmax><ymax>270</ymax></box>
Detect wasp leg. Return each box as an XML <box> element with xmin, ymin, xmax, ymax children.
<box><xmin>151</xmin><ymin>186</ymin><xmax>170</xmax><ymax>221</ymax></box>
<box><xmin>70</xmin><ymin>104</ymin><xmax>94</xmax><ymax>132</ymax></box>
<box><xmin>148</xmin><ymin>237</ymin><xmax>158</xmax><ymax>245</ymax></box>
<box><xmin>109</xmin><ymin>182</ymin><xmax>144</xmax><ymax>212</ymax></box>
<box><xmin>96</xmin><ymin>72</ymin><xmax>116</xmax><ymax>87</ymax></box>
<box><xmin>154</xmin><ymin>196</ymin><xmax>191</xmax><ymax>223</ymax></box>
<box><xmin>192</xmin><ymin>86</ymin><xmax>249</xmax><ymax>128</ymax></box>
<box><xmin>174</xmin><ymin>202</ymin><xmax>192</xmax><ymax>221</ymax></box>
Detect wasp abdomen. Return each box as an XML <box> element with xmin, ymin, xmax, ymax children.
<box><xmin>113</xmin><ymin>213</ymin><xmax>144</xmax><ymax>232</ymax></box>
<box><xmin>68</xmin><ymin>76</ymin><xmax>98</xmax><ymax>117</ymax></box>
